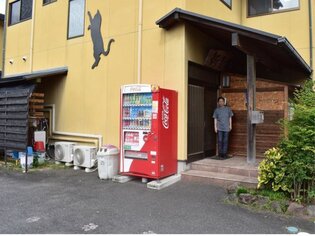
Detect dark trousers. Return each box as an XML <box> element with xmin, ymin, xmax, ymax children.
<box><xmin>218</xmin><ymin>131</ymin><xmax>229</xmax><ymax>156</ymax></box>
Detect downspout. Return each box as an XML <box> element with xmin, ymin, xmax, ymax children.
<box><xmin>137</xmin><ymin>0</ymin><xmax>143</xmax><ymax>84</ymax></box>
<box><xmin>309</xmin><ymin>0</ymin><xmax>313</xmax><ymax>73</ymax></box>
<box><xmin>240</xmin><ymin>0</ymin><xmax>243</xmax><ymax>25</ymax></box>
<box><xmin>29</xmin><ymin>0</ymin><xmax>36</xmax><ymax>73</ymax></box>
<box><xmin>1</xmin><ymin>0</ymin><xmax>8</xmax><ymax>78</ymax></box>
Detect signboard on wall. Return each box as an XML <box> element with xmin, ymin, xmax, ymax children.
<box><xmin>204</xmin><ymin>49</ymin><xmax>232</xmax><ymax>71</ymax></box>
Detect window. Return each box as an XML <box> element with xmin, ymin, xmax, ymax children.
<box><xmin>10</xmin><ymin>1</ymin><xmax>21</xmax><ymax>25</ymax></box>
<box><xmin>43</xmin><ymin>0</ymin><xmax>57</xmax><ymax>5</ymax></box>
<box><xmin>248</xmin><ymin>0</ymin><xmax>299</xmax><ymax>17</ymax></box>
<box><xmin>9</xmin><ymin>0</ymin><xmax>32</xmax><ymax>25</ymax></box>
<box><xmin>220</xmin><ymin>0</ymin><xmax>232</xmax><ymax>9</ymax></box>
<box><xmin>67</xmin><ymin>0</ymin><xmax>85</xmax><ymax>39</ymax></box>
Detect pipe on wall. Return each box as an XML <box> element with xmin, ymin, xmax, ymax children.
<box><xmin>29</xmin><ymin>0</ymin><xmax>36</xmax><ymax>73</ymax></box>
<box><xmin>137</xmin><ymin>0</ymin><xmax>143</xmax><ymax>84</ymax></box>
<box><xmin>308</xmin><ymin>0</ymin><xmax>313</xmax><ymax>74</ymax></box>
<box><xmin>1</xmin><ymin>0</ymin><xmax>8</xmax><ymax>78</ymax></box>
<box><xmin>49</xmin><ymin>136</ymin><xmax>98</xmax><ymax>147</ymax></box>
<box><xmin>42</xmin><ymin>105</ymin><xmax>103</xmax><ymax>149</ymax></box>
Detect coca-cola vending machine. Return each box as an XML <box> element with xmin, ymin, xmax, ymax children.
<box><xmin>120</xmin><ymin>84</ymin><xmax>178</xmax><ymax>179</ymax></box>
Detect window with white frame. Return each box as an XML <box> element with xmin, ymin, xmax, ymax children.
<box><xmin>67</xmin><ymin>0</ymin><xmax>85</xmax><ymax>39</ymax></box>
<box><xmin>9</xmin><ymin>0</ymin><xmax>32</xmax><ymax>26</ymax></box>
<box><xmin>248</xmin><ymin>0</ymin><xmax>299</xmax><ymax>17</ymax></box>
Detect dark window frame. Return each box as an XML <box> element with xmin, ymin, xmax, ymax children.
<box><xmin>67</xmin><ymin>0</ymin><xmax>86</xmax><ymax>40</ymax></box>
<box><xmin>9</xmin><ymin>0</ymin><xmax>21</xmax><ymax>25</ymax></box>
<box><xmin>43</xmin><ymin>0</ymin><xmax>57</xmax><ymax>6</ymax></box>
<box><xmin>247</xmin><ymin>0</ymin><xmax>300</xmax><ymax>17</ymax></box>
<box><xmin>220</xmin><ymin>0</ymin><xmax>232</xmax><ymax>9</ymax></box>
<box><xmin>9</xmin><ymin>0</ymin><xmax>33</xmax><ymax>26</ymax></box>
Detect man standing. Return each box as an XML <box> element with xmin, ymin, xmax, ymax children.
<box><xmin>213</xmin><ymin>97</ymin><xmax>233</xmax><ymax>159</ymax></box>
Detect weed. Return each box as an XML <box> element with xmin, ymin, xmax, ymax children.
<box><xmin>236</xmin><ymin>186</ymin><xmax>249</xmax><ymax>196</ymax></box>
<box><xmin>257</xmin><ymin>189</ymin><xmax>289</xmax><ymax>201</ymax></box>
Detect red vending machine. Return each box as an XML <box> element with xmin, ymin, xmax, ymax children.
<box><xmin>120</xmin><ymin>84</ymin><xmax>178</xmax><ymax>179</ymax></box>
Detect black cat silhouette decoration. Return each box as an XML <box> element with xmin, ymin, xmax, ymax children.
<box><xmin>88</xmin><ymin>10</ymin><xmax>115</xmax><ymax>69</ymax></box>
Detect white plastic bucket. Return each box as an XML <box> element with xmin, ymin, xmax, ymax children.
<box><xmin>19</xmin><ymin>152</ymin><xmax>33</xmax><ymax>169</ymax></box>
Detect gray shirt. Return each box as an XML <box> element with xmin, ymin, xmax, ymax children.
<box><xmin>213</xmin><ymin>106</ymin><xmax>233</xmax><ymax>132</ymax></box>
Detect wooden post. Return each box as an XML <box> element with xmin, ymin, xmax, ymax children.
<box><xmin>247</xmin><ymin>55</ymin><xmax>256</xmax><ymax>164</ymax></box>
<box><xmin>283</xmin><ymin>86</ymin><xmax>289</xmax><ymax>137</ymax></box>
<box><xmin>232</xmin><ymin>33</ymin><xmax>257</xmax><ymax>164</ymax></box>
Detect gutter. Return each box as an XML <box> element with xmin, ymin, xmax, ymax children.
<box><xmin>277</xmin><ymin>37</ymin><xmax>312</xmax><ymax>75</ymax></box>
<box><xmin>309</xmin><ymin>0</ymin><xmax>313</xmax><ymax>74</ymax></box>
<box><xmin>29</xmin><ymin>0</ymin><xmax>36</xmax><ymax>73</ymax></box>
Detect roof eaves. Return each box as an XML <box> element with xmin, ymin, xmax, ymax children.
<box><xmin>156</xmin><ymin>8</ymin><xmax>281</xmax><ymax>43</ymax></box>
<box><xmin>24</xmin><ymin>66</ymin><xmax>68</xmax><ymax>80</ymax></box>
<box><xmin>277</xmin><ymin>37</ymin><xmax>312</xmax><ymax>75</ymax></box>
<box><xmin>156</xmin><ymin>8</ymin><xmax>312</xmax><ymax>77</ymax></box>
<box><xmin>0</xmin><ymin>66</ymin><xmax>68</xmax><ymax>85</ymax></box>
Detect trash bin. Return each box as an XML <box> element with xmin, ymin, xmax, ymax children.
<box><xmin>19</xmin><ymin>146</ymin><xmax>34</xmax><ymax>169</ymax></box>
<box><xmin>97</xmin><ymin>145</ymin><xmax>119</xmax><ymax>180</ymax></box>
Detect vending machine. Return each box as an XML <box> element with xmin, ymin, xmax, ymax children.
<box><xmin>120</xmin><ymin>84</ymin><xmax>178</xmax><ymax>179</ymax></box>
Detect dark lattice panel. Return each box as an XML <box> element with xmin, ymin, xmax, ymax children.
<box><xmin>0</xmin><ymin>85</ymin><xmax>35</xmax><ymax>151</ymax></box>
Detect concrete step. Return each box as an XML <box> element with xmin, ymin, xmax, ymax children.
<box><xmin>181</xmin><ymin>169</ymin><xmax>258</xmax><ymax>188</ymax></box>
<box><xmin>191</xmin><ymin>161</ymin><xmax>258</xmax><ymax>178</ymax></box>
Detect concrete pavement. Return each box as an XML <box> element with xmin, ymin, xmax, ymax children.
<box><xmin>0</xmin><ymin>168</ymin><xmax>314</xmax><ymax>234</ymax></box>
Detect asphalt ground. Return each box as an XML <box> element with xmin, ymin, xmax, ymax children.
<box><xmin>0</xmin><ymin>168</ymin><xmax>314</xmax><ymax>234</ymax></box>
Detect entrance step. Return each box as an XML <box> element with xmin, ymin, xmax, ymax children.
<box><xmin>191</xmin><ymin>159</ymin><xmax>258</xmax><ymax>178</ymax></box>
<box><xmin>181</xmin><ymin>169</ymin><xmax>258</xmax><ymax>188</ymax></box>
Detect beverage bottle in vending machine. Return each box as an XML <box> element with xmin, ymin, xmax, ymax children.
<box><xmin>124</xmin><ymin>95</ymin><xmax>128</xmax><ymax>105</ymax></box>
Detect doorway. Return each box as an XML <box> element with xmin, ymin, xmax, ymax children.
<box><xmin>187</xmin><ymin>62</ymin><xmax>219</xmax><ymax>163</ymax></box>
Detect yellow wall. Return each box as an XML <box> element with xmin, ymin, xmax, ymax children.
<box><xmin>3</xmin><ymin>0</ymin><xmax>314</xmax><ymax>162</ymax></box>
<box><xmin>5</xmin><ymin>20</ymin><xmax>32</xmax><ymax>74</ymax></box>
<box><xmin>4</xmin><ymin>0</ymin><xmax>188</xmax><ymax>160</ymax></box>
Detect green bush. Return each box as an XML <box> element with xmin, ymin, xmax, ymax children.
<box><xmin>258</xmin><ymin>147</ymin><xmax>289</xmax><ymax>191</ymax></box>
<box><xmin>258</xmin><ymin>80</ymin><xmax>315</xmax><ymax>203</ymax></box>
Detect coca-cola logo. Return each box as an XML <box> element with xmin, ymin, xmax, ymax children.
<box><xmin>162</xmin><ymin>96</ymin><xmax>169</xmax><ymax>129</ymax></box>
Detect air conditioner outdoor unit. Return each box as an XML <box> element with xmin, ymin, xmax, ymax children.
<box><xmin>54</xmin><ymin>142</ymin><xmax>77</xmax><ymax>163</ymax></box>
<box><xmin>73</xmin><ymin>146</ymin><xmax>97</xmax><ymax>169</ymax></box>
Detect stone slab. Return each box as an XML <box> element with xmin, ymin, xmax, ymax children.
<box><xmin>112</xmin><ymin>175</ymin><xmax>135</xmax><ymax>183</ymax></box>
<box><xmin>147</xmin><ymin>174</ymin><xmax>181</xmax><ymax>190</ymax></box>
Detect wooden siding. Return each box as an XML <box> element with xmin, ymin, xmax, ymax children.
<box><xmin>229</xmin><ymin>110</ymin><xmax>284</xmax><ymax>157</ymax></box>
